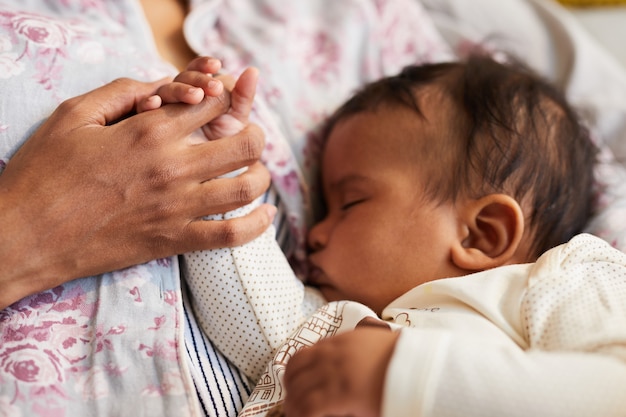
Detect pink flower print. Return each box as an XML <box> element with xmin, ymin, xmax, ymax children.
<box><xmin>0</xmin><ymin>396</ymin><xmax>20</xmax><ymax>417</ymax></box>
<box><xmin>0</xmin><ymin>34</ymin><xmax>11</xmax><ymax>52</ymax></box>
<box><xmin>155</xmin><ymin>257</ymin><xmax>172</xmax><ymax>268</ymax></box>
<box><xmin>162</xmin><ymin>290</ymin><xmax>177</xmax><ymax>306</ymax></box>
<box><xmin>112</xmin><ymin>264</ymin><xmax>151</xmax><ymax>302</ymax></box>
<box><xmin>138</xmin><ymin>337</ymin><xmax>178</xmax><ymax>362</ymax></box>
<box><xmin>160</xmin><ymin>371</ymin><xmax>185</xmax><ymax>395</ymax></box>
<box><xmin>0</xmin><ymin>342</ymin><xmax>64</xmax><ymax>385</ymax></box>
<box><xmin>301</xmin><ymin>122</ymin><xmax>326</xmax><ymax>171</ymax></box>
<box><xmin>297</xmin><ymin>30</ymin><xmax>339</xmax><ymax>86</ymax></box>
<box><xmin>76</xmin><ymin>40</ymin><xmax>104</xmax><ymax>64</ymax></box>
<box><xmin>129</xmin><ymin>286</ymin><xmax>142</xmax><ymax>303</ymax></box>
<box><xmin>148</xmin><ymin>315</ymin><xmax>166</xmax><ymax>331</ymax></box>
<box><xmin>142</xmin><ymin>371</ymin><xmax>185</xmax><ymax>397</ymax></box>
<box><xmin>262</xmin><ymin>86</ymin><xmax>283</xmax><ymax>107</ymax></box>
<box><xmin>0</xmin><ymin>37</ymin><xmax>22</xmax><ymax>78</ymax></box>
<box><xmin>92</xmin><ymin>324</ymin><xmax>126</xmax><ymax>354</ymax></box>
<box><xmin>73</xmin><ymin>366</ymin><xmax>110</xmax><ymax>400</ymax></box>
<box><xmin>31</xmin><ymin>401</ymin><xmax>64</xmax><ymax>417</ymax></box>
<box><xmin>0</xmin><ymin>52</ymin><xmax>25</xmax><ymax>78</ymax></box>
<box><xmin>261</xmin><ymin>140</ymin><xmax>297</xmax><ymax>181</ymax></box>
<box><xmin>11</xmin><ymin>13</ymin><xmax>73</xmax><ymax>49</ymax></box>
<box><xmin>48</xmin><ymin>322</ymin><xmax>92</xmax><ymax>364</ymax></box>
<box><xmin>274</xmin><ymin>170</ymin><xmax>300</xmax><ymax>198</ymax></box>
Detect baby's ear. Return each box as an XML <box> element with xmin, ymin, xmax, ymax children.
<box><xmin>451</xmin><ymin>194</ymin><xmax>524</xmax><ymax>271</ymax></box>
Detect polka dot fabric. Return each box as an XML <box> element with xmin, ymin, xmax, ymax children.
<box><xmin>182</xmin><ymin>197</ymin><xmax>325</xmax><ymax>382</ymax></box>
<box><xmin>523</xmin><ymin>234</ymin><xmax>626</xmax><ymax>360</ymax></box>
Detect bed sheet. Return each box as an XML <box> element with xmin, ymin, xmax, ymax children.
<box><xmin>567</xmin><ymin>5</ymin><xmax>626</xmax><ymax>70</ymax></box>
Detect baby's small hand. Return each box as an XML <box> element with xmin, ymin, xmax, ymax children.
<box><xmin>202</xmin><ymin>66</ymin><xmax>259</xmax><ymax>140</ymax></box>
<box><xmin>136</xmin><ymin>56</ymin><xmax>259</xmax><ymax>145</ymax></box>
<box><xmin>137</xmin><ymin>56</ymin><xmax>224</xmax><ymax>113</ymax></box>
<box><xmin>282</xmin><ymin>327</ymin><xmax>399</xmax><ymax>417</ymax></box>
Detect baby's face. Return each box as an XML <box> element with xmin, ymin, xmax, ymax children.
<box><xmin>307</xmin><ymin>105</ymin><xmax>466</xmax><ymax>315</ymax></box>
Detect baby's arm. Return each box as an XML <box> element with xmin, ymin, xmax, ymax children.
<box><xmin>141</xmin><ymin>57</ymin><xmax>326</xmax><ymax>383</ymax></box>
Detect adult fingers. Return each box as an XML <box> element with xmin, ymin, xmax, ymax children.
<box><xmin>183</xmin><ymin>124</ymin><xmax>266</xmax><ymax>180</ymax></box>
<box><xmin>60</xmin><ymin>77</ymin><xmax>171</xmax><ymax>126</ymax></box>
<box><xmin>183</xmin><ymin>203</ymin><xmax>277</xmax><ymax>250</ymax></box>
<box><xmin>125</xmin><ymin>88</ymin><xmax>232</xmax><ymax>140</ymax></box>
<box><xmin>172</xmin><ymin>72</ymin><xmax>224</xmax><ymax>97</ymax></box>
<box><xmin>188</xmin><ymin>162</ymin><xmax>271</xmax><ymax>218</ymax></box>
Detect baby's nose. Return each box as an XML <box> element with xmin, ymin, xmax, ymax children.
<box><xmin>307</xmin><ymin>218</ymin><xmax>330</xmax><ymax>252</ymax></box>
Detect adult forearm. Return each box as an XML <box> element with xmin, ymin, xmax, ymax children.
<box><xmin>0</xmin><ymin>196</ymin><xmax>63</xmax><ymax>309</ymax></box>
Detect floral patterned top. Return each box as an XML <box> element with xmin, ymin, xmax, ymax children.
<box><xmin>0</xmin><ymin>2</ymin><xmax>203</xmax><ymax>415</ymax></box>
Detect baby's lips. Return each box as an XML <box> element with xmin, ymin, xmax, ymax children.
<box><xmin>306</xmin><ymin>263</ymin><xmax>326</xmax><ymax>286</ymax></box>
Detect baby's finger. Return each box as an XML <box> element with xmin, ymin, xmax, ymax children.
<box><xmin>228</xmin><ymin>67</ymin><xmax>259</xmax><ymax>123</ymax></box>
<box><xmin>185</xmin><ymin>56</ymin><xmax>222</xmax><ymax>74</ymax></box>
<box><xmin>174</xmin><ymin>71</ymin><xmax>224</xmax><ymax>97</ymax></box>
<box><xmin>155</xmin><ymin>81</ymin><xmax>205</xmax><ymax>105</ymax></box>
<box><xmin>136</xmin><ymin>95</ymin><xmax>163</xmax><ymax>113</ymax></box>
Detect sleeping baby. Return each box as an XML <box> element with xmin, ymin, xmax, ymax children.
<box><xmin>142</xmin><ymin>53</ymin><xmax>626</xmax><ymax>417</ymax></box>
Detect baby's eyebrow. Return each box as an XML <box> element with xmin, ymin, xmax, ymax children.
<box><xmin>329</xmin><ymin>174</ymin><xmax>373</xmax><ymax>192</ymax></box>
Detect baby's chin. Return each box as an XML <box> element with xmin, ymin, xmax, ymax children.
<box><xmin>315</xmin><ymin>285</ymin><xmax>342</xmax><ymax>303</ymax></box>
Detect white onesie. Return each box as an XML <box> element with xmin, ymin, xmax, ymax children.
<box><xmin>184</xmin><ymin>232</ymin><xmax>626</xmax><ymax>417</ymax></box>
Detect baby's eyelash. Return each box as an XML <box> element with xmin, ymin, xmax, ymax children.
<box><xmin>341</xmin><ymin>199</ymin><xmax>364</xmax><ymax>211</ymax></box>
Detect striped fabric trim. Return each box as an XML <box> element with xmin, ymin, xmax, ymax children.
<box><xmin>183</xmin><ymin>292</ymin><xmax>253</xmax><ymax>417</ymax></box>
<box><xmin>183</xmin><ymin>184</ymin><xmax>292</xmax><ymax>416</ymax></box>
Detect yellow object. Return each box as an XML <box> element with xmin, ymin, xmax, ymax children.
<box><xmin>558</xmin><ymin>0</ymin><xmax>626</xmax><ymax>5</ymax></box>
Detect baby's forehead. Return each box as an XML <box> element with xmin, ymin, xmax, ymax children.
<box><xmin>322</xmin><ymin>78</ymin><xmax>464</xmax><ymax>181</ymax></box>
<box><xmin>331</xmin><ymin>102</ymin><xmax>458</xmax><ymax>175</ymax></box>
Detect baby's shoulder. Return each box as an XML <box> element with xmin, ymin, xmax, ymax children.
<box><xmin>523</xmin><ymin>233</ymin><xmax>626</xmax><ymax>355</ymax></box>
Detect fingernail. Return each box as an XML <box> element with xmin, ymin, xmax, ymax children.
<box><xmin>207</xmin><ymin>57</ymin><xmax>222</xmax><ymax>68</ymax></box>
<box><xmin>207</xmin><ymin>79</ymin><xmax>221</xmax><ymax>91</ymax></box>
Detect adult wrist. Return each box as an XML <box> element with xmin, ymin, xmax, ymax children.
<box><xmin>0</xmin><ymin>190</ymin><xmax>63</xmax><ymax>309</ymax></box>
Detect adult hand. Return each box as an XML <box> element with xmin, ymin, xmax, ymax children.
<box><xmin>282</xmin><ymin>327</ymin><xmax>400</xmax><ymax>417</ymax></box>
<box><xmin>0</xmin><ymin>77</ymin><xmax>273</xmax><ymax>309</ymax></box>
